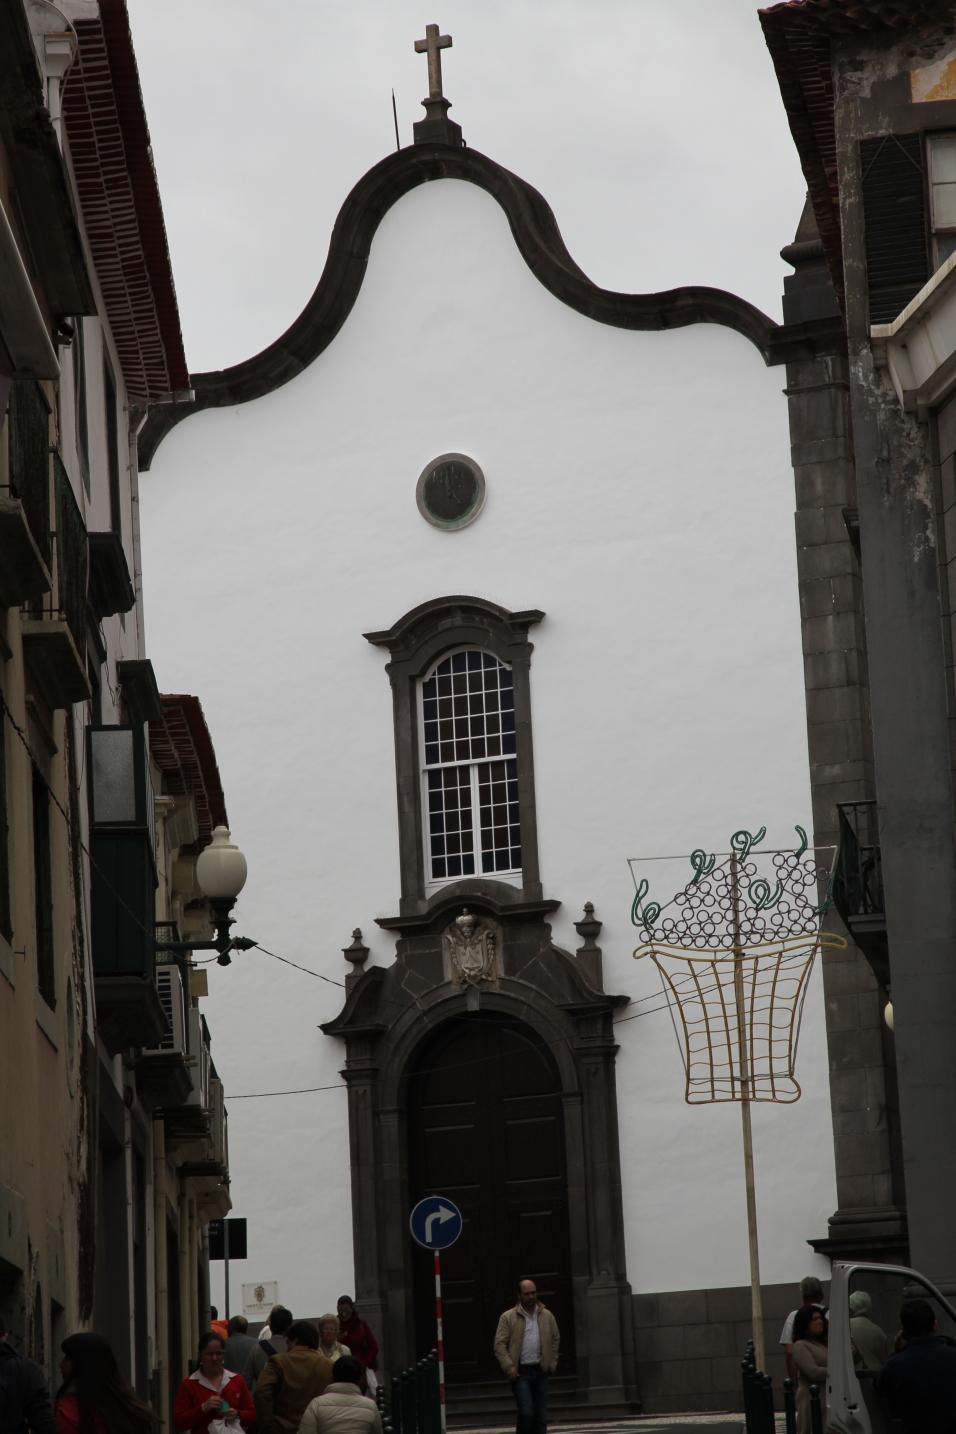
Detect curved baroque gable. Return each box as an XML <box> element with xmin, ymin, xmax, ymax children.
<box><xmin>139</xmin><ymin>141</ymin><xmax>815</xmax><ymax>469</ymax></box>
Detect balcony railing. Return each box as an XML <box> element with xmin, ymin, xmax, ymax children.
<box><xmin>832</xmin><ymin>800</ymin><xmax>888</xmax><ymax>986</ymax></box>
<box><xmin>6</xmin><ymin>379</ymin><xmax>51</xmax><ymax>566</ymax></box>
<box><xmin>833</xmin><ymin>802</ymin><xmax>884</xmax><ymax>919</ymax></box>
<box><xmin>0</xmin><ymin>381</ymin><xmax>52</xmax><ymax>607</ymax></box>
<box><xmin>53</xmin><ymin>452</ymin><xmax>88</xmax><ymax>655</ymax></box>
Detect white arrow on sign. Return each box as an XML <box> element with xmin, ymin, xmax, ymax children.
<box><xmin>424</xmin><ymin>1204</ymin><xmax>456</xmax><ymax>1244</ymax></box>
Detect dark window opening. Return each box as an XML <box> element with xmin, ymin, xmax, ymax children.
<box><xmin>0</xmin><ymin>695</ymin><xmax>10</xmax><ymax>942</ymax></box>
<box><xmin>32</xmin><ymin>764</ymin><xmax>54</xmax><ymax>1007</ymax></box>
<box><xmin>104</xmin><ymin>355</ymin><xmax>121</xmax><ymax>535</ymax></box>
<box><xmin>860</xmin><ymin>133</ymin><xmax>929</xmax><ymax>323</ymax></box>
<box><xmin>73</xmin><ymin>320</ymin><xmax>89</xmax><ymax>494</ymax></box>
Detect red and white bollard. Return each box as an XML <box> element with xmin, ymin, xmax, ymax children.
<box><xmin>434</xmin><ymin>1251</ymin><xmax>447</xmax><ymax>1434</ymax></box>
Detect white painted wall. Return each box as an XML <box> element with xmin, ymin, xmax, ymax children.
<box><xmin>139</xmin><ymin>176</ymin><xmax>835</xmax><ymax>1315</ymax></box>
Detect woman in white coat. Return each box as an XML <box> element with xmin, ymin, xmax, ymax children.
<box><xmin>297</xmin><ymin>1358</ymin><xmax>382</xmax><ymax>1434</ymax></box>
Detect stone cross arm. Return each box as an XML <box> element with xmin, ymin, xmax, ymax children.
<box><xmin>414</xmin><ymin>23</ymin><xmax>452</xmax><ymax>99</ymax></box>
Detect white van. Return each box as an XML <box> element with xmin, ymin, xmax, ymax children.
<box><xmin>827</xmin><ymin>1260</ymin><xmax>956</xmax><ymax>1432</ymax></box>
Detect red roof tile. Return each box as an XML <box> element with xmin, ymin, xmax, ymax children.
<box><xmin>149</xmin><ymin>694</ymin><xmax>227</xmax><ymax>848</ymax></box>
<box><xmin>62</xmin><ymin>0</ymin><xmax>188</xmax><ymax>406</ymax></box>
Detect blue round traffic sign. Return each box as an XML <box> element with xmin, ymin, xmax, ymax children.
<box><xmin>409</xmin><ymin>1195</ymin><xmax>463</xmax><ymax>1251</ymax></box>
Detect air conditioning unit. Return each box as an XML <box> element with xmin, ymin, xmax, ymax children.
<box><xmin>144</xmin><ymin>964</ymin><xmax>186</xmax><ymax>1054</ymax></box>
<box><xmin>208</xmin><ymin>1076</ymin><xmax>226</xmax><ymax>1166</ymax></box>
<box><xmin>186</xmin><ymin>1004</ymin><xmax>211</xmax><ymax>1109</ymax></box>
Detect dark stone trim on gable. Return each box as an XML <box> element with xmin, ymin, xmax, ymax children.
<box><xmin>138</xmin><ymin>143</ymin><xmax>840</xmax><ymax>468</ymax></box>
<box><xmin>365</xmin><ymin>595</ymin><xmax>545</xmax><ymax>921</ymax></box>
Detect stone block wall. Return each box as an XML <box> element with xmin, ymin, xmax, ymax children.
<box><xmin>633</xmin><ymin>1280</ymin><xmax>810</xmax><ymax>1414</ymax></box>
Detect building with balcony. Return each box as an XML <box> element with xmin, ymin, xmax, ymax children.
<box><xmin>762</xmin><ymin>0</ymin><xmax>956</xmax><ymax>1286</ymax></box>
<box><xmin>0</xmin><ymin>1</ymin><xmax>236</xmax><ymax>1419</ymax></box>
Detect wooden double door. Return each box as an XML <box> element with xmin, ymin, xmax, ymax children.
<box><xmin>409</xmin><ymin>1015</ymin><xmax>575</xmax><ymax>1384</ymax></box>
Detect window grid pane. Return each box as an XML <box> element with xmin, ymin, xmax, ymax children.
<box><xmin>422</xmin><ymin>651</ymin><xmax>521</xmax><ymax>880</ymax></box>
<box><xmin>477</xmin><ymin>757</ymin><xmax>521</xmax><ymax>874</ymax></box>
<box><xmin>427</xmin><ymin>766</ymin><xmax>476</xmax><ymax>880</ymax></box>
<box><xmin>422</xmin><ymin>651</ymin><xmax>516</xmax><ymax>768</ymax></box>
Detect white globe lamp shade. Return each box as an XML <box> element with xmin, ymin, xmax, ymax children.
<box><xmin>884</xmin><ymin>1000</ymin><xmax>894</xmax><ymax>1031</ymax></box>
<box><xmin>196</xmin><ymin>825</ymin><xmax>248</xmax><ymax>900</ymax></box>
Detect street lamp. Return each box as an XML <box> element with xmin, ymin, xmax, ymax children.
<box><xmin>158</xmin><ymin>825</ymin><xmax>256</xmax><ymax>966</ymax></box>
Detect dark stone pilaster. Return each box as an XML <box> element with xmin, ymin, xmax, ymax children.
<box><xmin>778</xmin><ymin>204</ymin><xmax>906</xmax><ymax>1260</ymax></box>
<box><xmin>834</xmin><ymin>64</ymin><xmax>956</xmax><ymax>1281</ymax></box>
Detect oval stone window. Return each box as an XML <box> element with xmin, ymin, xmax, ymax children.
<box><xmin>416</xmin><ymin>453</ymin><xmax>486</xmax><ymax>530</ymax></box>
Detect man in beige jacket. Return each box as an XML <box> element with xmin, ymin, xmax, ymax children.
<box><xmin>493</xmin><ymin>1280</ymin><xmax>560</xmax><ymax>1434</ymax></box>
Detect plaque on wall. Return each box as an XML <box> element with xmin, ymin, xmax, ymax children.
<box><xmin>416</xmin><ymin>452</ymin><xmax>486</xmax><ymax>530</ymax></box>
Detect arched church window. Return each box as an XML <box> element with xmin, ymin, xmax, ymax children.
<box><xmin>421</xmin><ymin>649</ymin><xmax>520</xmax><ymax>881</ymax></box>
<box><xmin>364</xmin><ymin>597</ymin><xmax>545</xmax><ymax>910</ymax></box>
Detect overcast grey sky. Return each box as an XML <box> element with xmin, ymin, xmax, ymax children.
<box><xmin>126</xmin><ymin>0</ymin><xmax>808</xmax><ymax>375</ymax></box>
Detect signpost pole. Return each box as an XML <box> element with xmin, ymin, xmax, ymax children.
<box><xmin>434</xmin><ymin>1251</ymin><xmax>446</xmax><ymax>1434</ymax></box>
<box><xmin>224</xmin><ymin>1219</ymin><xmax>231</xmax><ymax>1320</ymax></box>
<box><xmin>730</xmin><ymin>850</ymin><xmax>764</xmax><ymax>1371</ymax></box>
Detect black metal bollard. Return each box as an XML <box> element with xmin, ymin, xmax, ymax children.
<box><xmin>741</xmin><ymin>1358</ymin><xmax>758</xmax><ymax>1434</ymax></box>
<box><xmin>400</xmin><ymin>1369</ymin><xmax>417</xmax><ymax>1434</ymax></box>
<box><xmin>758</xmin><ymin>1371</ymin><xmax>775</xmax><ymax>1432</ymax></box>
<box><xmin>390</xmin><ymin>1373</ymin><xmax>402</xmax><ymax>1434</ymax></box>
<box><xmin>418</xmin><ymin>1352</ymin><xmax>440</xmax><ymax>1434</ymax></box>
<box><xmin>809</xmin><ymin>1383</ymin><xmax>823</xmax><ymax>1434</ymax></box>
<box><xmin>783</xmin><ymin>1378</ymin><xmax>797</xmax><ymax>1434</ymax></box>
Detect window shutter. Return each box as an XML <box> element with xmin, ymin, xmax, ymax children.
<box><xmin>861</xmin><ymin>134</ymin><xmax>929</xmax><ymax>324</ymax></box>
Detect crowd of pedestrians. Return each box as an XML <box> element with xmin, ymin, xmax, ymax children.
<box><xmin>778</xmin><ymin>1273</ymin><xmax>956</xmax><ymax>1434</ymax></box>
<box><xmin>0</xmin><ymin>1301</ymin><xmax>380</xmax><ymax>1434</ymax></box>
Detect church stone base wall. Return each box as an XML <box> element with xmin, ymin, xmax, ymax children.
<box><xmin>633</xmin><ymin>1281</ymin><xmax>811</xmax><ymax>1414</ymax></box>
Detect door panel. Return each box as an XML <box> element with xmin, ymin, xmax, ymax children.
<box><xmin>409</xmin><ymin>1016</ymin><xmax>575</xmax><ymax>1384</ymax></box>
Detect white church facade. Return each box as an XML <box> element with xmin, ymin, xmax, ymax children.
<box><xmin>138</xmin><ymin>46</ymin><xmax>842</xmax><ymax>1416</ymax></box>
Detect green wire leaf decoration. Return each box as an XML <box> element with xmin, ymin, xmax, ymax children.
<box><xmin>794</xmin><ymin>825</ymin><xmax>809</xmax><ymax>858</ymax></box>
<box><xmin>690</xmin><ymin>848</ymin><xmax>716</xmax><ymax>884</ymax></box>
<box><xmin>813</xmin><ymin>870</ymin><xmax>835</xmax><ymax>916</ymax></box>
<box><xmin>630</xmin><ymin>877</ymin><xmax>662</xmax><ymax>932</ymax></box>
<box><xmin>749</xmin><ymin>877</ymin><xmax>784</xmax><ymax>912</ymax></box>
<box><xmin>730</xmin><ymin>826</ymin><xmax>767</xmax><ymax>861</ymax></box>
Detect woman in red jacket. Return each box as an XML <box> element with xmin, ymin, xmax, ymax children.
<box><xmin>55</xmin><ymin>1332</ymin><xmax>155</xmax><ymax>1434</ymax></box>
<box><xmin>173</xmin><ymin>1333</ymin><xmax>254</xmax><ymax>1434</ymax></box>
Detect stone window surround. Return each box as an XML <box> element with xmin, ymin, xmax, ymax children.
<box><xmin>364</xmin><ymin>596</ymin><xmax>545</xmax><ymax>918</ymax></box>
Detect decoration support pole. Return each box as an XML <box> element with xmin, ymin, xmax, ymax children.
<box><xmin>730</xmin><ymin>851</ymin><xmax>765</xmax><ymax>1371</ymax></box>
<box><xmin>434</xmin><ymin>1251</ymin><xmax>447</xmax><ymax>1434</ymax></box>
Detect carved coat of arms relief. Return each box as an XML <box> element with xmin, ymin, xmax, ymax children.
<box><xmin>443</xmin><ymin>908</ymin><xmax>498</xmax><ymax>986</ymax></box>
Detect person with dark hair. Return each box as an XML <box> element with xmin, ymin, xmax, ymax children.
<box><xmin>296</xmin><ymin>1357</ymin><xmax>382</xmax><ymax>1434</ymax></box>
<box><xmin>173</xmin><ymin>1332</ymin><xmax>254</xmax><ymax>1434</ymax></box>
<box><xmin>791</xmin><ymin>1306</ymin><xmax>827</xmax><ymax>1434</ymax></box>
<box><xmin>260</xmin><ymin>1311</ymin><xmax>293</xmax><ymax>1360</ymax></box>
<box><xmin>0</xmin><ymin>1316</ymin><xmax>55</xmax><ymax>1434</ymax></box>
<box><xmin>223</xmin><ymin>1319</ymin><xmax>266</xmax><ymax>1395</ymax></box>
<box><xmin>493</xmin><ymin>1280</ymin><xmax>560</xmax><ymax>1434</ymax></box>
<box><xmin>55</xmin><ymin>1333</ymin><xmax>155</xmax><ymax>1434</ymax></box>
<box><xmin>876</xmin><ymin>1298</ymin><xmax>956</xmax><ymax>1433</ymax></box>
<box><xmin>779</xmin><ymin>1277</ymin><xmax>826</xmax><ymax>1382</ymax></box>
<box><xmin>255</xmin><ymin>1323</ymin><xmax>329</xmax><ymax>1434</ymax></box>
<box><xmin>334</xmin><ymin>1304</ymin><xmax>378</xmax><ymax>1384</ymax></box>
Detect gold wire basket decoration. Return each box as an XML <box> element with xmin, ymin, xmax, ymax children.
<box><xmin>630</xmin><ymin>826</ymin><xmax>847</xmax><ymax>1106</ymax></box>
<box><xmin>634</xmin><ymin>931</ymin><xmax>846</xmax><ymax>1104</ymax></box>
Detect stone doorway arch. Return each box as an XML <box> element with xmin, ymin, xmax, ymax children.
<box><xmin>322</xmin><ymin>893</ymin><xmax>639</xmax><ymax>1414</ymax></box>
<box><xmin>407</xmin><ymin>1012</ymin><xmax>575</xmax><ymax>1386</ymax></box>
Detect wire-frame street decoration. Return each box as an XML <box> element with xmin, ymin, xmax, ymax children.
<box><xmin>629</xmin><ymin>824</ymin><xmax>847</xmax><ymax>1373</ymax></box>
<box><xmin>630</xmin><ymin>825</ymin><xmax>847</xmax><ymax>1105</ymax></box>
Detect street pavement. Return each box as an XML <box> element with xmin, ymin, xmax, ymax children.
<box><xmin>455</xmin><ymin>1416</ymin><xmax>755</xmax><ymax>1434</ymax></box>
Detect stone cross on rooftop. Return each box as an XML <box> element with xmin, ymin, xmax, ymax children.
<box><xmin>414</xmin><ymin>23</ymin><xmax>452</xmax><ymax>99</ymax></box>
